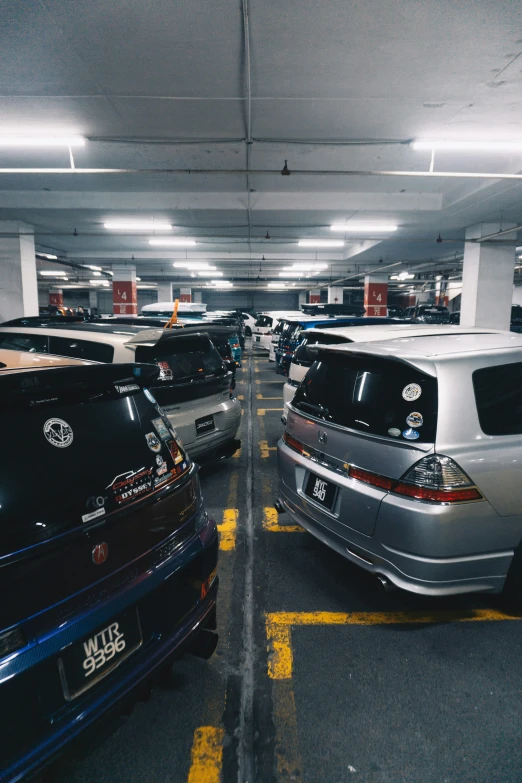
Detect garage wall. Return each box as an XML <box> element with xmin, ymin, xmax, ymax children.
<box><xmin>199</xmin><ymin>290</ymin><xmax>299</xmax><ymax>311</ymax></box>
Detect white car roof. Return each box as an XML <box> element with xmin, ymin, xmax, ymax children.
<box><xmin>305</xmin><ymin>323</ymin><xmax>505</xmax><ymax>342</ymax></box>
<box><xmin>0</xmin><ymin>349</ymin><xmax>90</xmax><ymax>370</ymax></box>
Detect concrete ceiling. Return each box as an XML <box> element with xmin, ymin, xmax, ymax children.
<box><xmin>1</xmin><ymin>0</ymin><xmax>522</xmax><ymax>293</ymax></box>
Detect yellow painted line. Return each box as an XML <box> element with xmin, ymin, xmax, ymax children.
<box><xmin>273</xmin><ymin>681</ymin><xmax>304</xmax><ymax>782</ymax></box>
<box><xmin>256</xmin><ymin>393</ymin><xmax>283</xmax><ymax>400</ymax></box>
<box><xmin>258</xmin><ymin>408</ymin><xmax>283</xmax><ymax>416</ymax></box>
<box><xmin>233</xmin><ymin>447</ymin><xmax>242</xmax><ymax>459</ymax></box>
<box><xmin>237</xmin><ymin>394</ymin><xmax>244</xmax><ymax>400</ymax></box>
<box><xmin>259</xmin><ymin>439</ymin><xmax>277</xmax><ymax>458</ymax></box>
<box><xmin>187</xmin><ymin>726</ymin><xmax>224</xmax><ymax>783</ymax></box>
<box><xmin>263</xmin><ymin>506</ymin><xmax>303</xmax><ymax>533</ymax></box>
<box><xmin>266</xmin><ymin>608</ymin><xmax>522</xmax><ymax>680</ymax></box>
<box><xmin>217</xmin><ymin>508</ymin><xmax>238</xmax><ymax>551</ymax></box>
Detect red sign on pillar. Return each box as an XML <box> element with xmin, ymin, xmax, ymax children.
<box><xmin>364</xmin><ymin>281</ymin><xmax>388</xmax><ymax>317</ymax></box>
<box><xmin>113</xmin><ymin>281</ymin><xmax>138</xmax><ymax>315</ymax></box>
<box><xmin>309</xmin><ymin>291</ymin><xmax>321</xmax><ymax>304</ymax></box>
<box><xmin>49</xmin><ymin>290</ymin><xmax>64</xmax><ymax>307</ymax></box>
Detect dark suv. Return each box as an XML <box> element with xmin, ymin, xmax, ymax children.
<box><xmin>0</xmin><ymin>350</ymin><xmax>218</xmax><ymax>782</ymax></box>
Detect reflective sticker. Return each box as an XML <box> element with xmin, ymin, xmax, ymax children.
<box><xmin>82</xmin><ymin>507</ymin><xmax>105</xmax><ymax>524</ymax></box>
<box><xmin>152</xmin><ymin>417</ymin><xmax>170</xmax><ymax>440</ymax></box>
<box><xmin>406</xmin><ymin>412</ymin><xmax>424</xmax><ymax>429</ymax></box>
<box><xmin>402</xmin><ymin>428</ymin><xmax>420</xmax><ymax>440</ymax></box>
<box><xmin>143</xmin><ymin>388</ymin><xmax>156</xmax><ymax>404</ymax></box>
<box><xmin>145</xmin><ymin>432</ymin><xmax>162</xmax><ymax>453</ymax></box>
<box><xmin>402</xmin><ymin>383</ymin><xmax>422</xmax><ymax>402</ymax></box>
<box><xmin>43</xmin><ymin>418</ymin><xmax>74</xmax><ymax>448</ymax></box>
<box><xmin>388</xmin><ymin>428</ymin><xmax>401</xmax><ymax>438</ymax></box>
<box><xmin>114</xmin><ymin>383</ymin><xmax>139</xmax><ymax>394</ymax></box>
<box><xmin>156</xmin><ymin>461</ymin><xmax>168</xmax><ymax>476</ymax></box>
<box><xmin>166</xmin><ymin>438</ymin><xmax>184</xmax><ymax>465</ymax></box>
<box><xmin>133</xmin><ymin>367</ymin><xmax>142</xmax><ymax>376</ymax></box>
<box><xmin>157</xmin><ymin>361</ymin><xmax>173</xmax><ymax>381</ymax></box>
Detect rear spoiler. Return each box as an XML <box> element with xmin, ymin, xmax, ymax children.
<box><xmin>0</xmin><ymin>363</ymin><xmax>160</xmax><ymax>406</ymax></box>
<box><xmin>124</xmin><ymin>326</ymin><xmax>236</xmax><ymax>348</ymax></box>
<box><xmin>306</xmin><ymin>344</ymin><xmax>437</xmax><ymax>377</ymax></box>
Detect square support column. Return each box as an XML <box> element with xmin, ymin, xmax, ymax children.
<box><xmin>180</xmin><ymin>287</ymin><xmax>192</xmax><ymax>303</ymax></box>
<box><xmin>327</xmin><ymin>286</ymin><xmax>343</xmax><ymax>304</ymax></box>
<box><xmin>461</xmin><ymin>223</ymin><xmax>516</xmax><ymax>331</ymax></box>
<box><xmin>157</xmin><ymin>282</ymin><xmax>173</xmax><ymax>302</ymax></box>
<box><xmin>364</xmin><ymin>274</ymin><xmax>388</xmax><ymax>316</ymax></box>
<box><xmin>0</xmin><ymin>220</ymin><xmax>38</xmax><ymax>321</ymax></box>
<box><xmin>113</xmin><ymin>264</ymin><xmax>137</xmax><ymax>315</ymax></box>
<box><xmin>308</xmin><ymin>289</ymin><xmax>321</xmax><ymax>304</ymax></box>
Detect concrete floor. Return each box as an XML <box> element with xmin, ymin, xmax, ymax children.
<box><xmin>64</xmin><ymin>343</ymin><xmax>522</xmax><ymax>783</ymax></box>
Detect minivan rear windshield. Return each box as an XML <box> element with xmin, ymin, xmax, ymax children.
<box><xmin>293</xmin><ymin>333</ymin><xmax>351</xmax><ymax>367</ymax></box>
<box><xmin>135</xmin><ymin>334</ymin><xmax>224</xmax><ymax>383</ymax></box>
<box><xmin>473</xmin><ymin>362</ymin><xmax>522</xmax><ymax>435</ymax></box>
<box><xmin>292</xmin><ymin>353</ymin><xmax>438</xmax><ymax>442</ymax></box>
<box><xmin>255</xmin><ymin>316</ymin><xmax>273</xmax><ymax>328</ymax></box>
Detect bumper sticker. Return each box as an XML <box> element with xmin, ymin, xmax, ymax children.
<box><xmin>145</xmin><ymin>432</ymin><xmax>162</xmax><ymax>453</ymax></box>
<box><xmin>152</xmin><ymin>417</ymin><xmax>171</xmax><ymax>440</ymax></box>
<box><xmin>402</xmin><ymin>383</ymin><xmax>422</xmax><ymax>402</ymax></box>
<box><xmin>406</xmin><ymin>411</ymin><xmax>423</xmax><ymax>428</ymax></box>
<box><xmin>402</xmin><ymin>428</ymin><xmax>420</xmax><ymax>440</ymax></box>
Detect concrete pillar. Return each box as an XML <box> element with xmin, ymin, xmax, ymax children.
<box><xmin>461</xmin><ymin>223</ymin><xmax>516</xmax><ymax>331</ymax></box>
<box><xmin>308</xmin><ymin>289</ymin><xmax>321</xmax><ymax>304</ymax></box>
<box><xmin>88</xmin><ymin>290</ymin><xmax>98</xmax><ymax>312</ymax></box>
<box><xmin>193</xmin><ymin>291</ymin><xmax>203</xmax><ymax>303</ymax></box>
<box><xmin>298</xmin><ymin>291</ymin><xmax>307</xmax><ymax>308</ymax></box>
<box><xmin>157</xmin><ymin>282</ymin><xmax>173</xmax><ymax>302</ymax></box>
<box><xmin>180</xmin><ymin>287</ymin><xmax>192</xmax><ymax>303</ymax></box>
<box><xmin>0</xmin><ymin>220</ymin><xmax>38</xmax><ymax>321</ymax></box>
<box><xmin>112</xmin><ymin>264</ymin><xmax>137</xmax><ymax>315</ymax></box>
<box><xmin>364</xmin><ymin>274</ymin><xmax>388</xmax><ymax>316</ymax></box>
<box><xmin>49</xmin><ymin>288</ymin><xmax>63</xmax><ymax>307</ymax></box>
<box><xmin>327</xmin><ymin>286</ymin><xmax>343</xmax><ymax>304</ymax></box>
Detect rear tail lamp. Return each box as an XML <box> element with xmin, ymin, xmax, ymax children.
<box><xmin>282</xmin><ymin>431</ymin><xmax>310</xmax><ymax>457</ymax></box>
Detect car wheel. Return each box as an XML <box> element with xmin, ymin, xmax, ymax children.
<box><xmin>245</xmin><ymin>326</ymin><xmax>252</xmax><ymax>337</ymax></box>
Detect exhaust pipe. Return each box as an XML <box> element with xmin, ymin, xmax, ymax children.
<box><xmin>189</xmin><ymin>629</ymin><xmax>218</xmax><ymax>660</ymax></box>
<box><xmin>274</xmin><ymin>499</ymin><xmax>286</xmax><ymax>514</ymax></box>
<box><xmin>376</xmin><ymin>574</ymin><xmax>396</xmax><ymax>593</ymax></box>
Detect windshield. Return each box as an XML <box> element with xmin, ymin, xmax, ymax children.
<box><xmin>280</xmin><ymin>323</ymin><xmax>303</xmax><ymax>340</ymax></box>
<box><xmin>293</xmin><ymin>333</ymin><xmax>351</xmax><ymax>367</ymax></box>
<box><xmin>135</xmin><ymin>334</ymin><xmax>224</xmax><ymax>382</ymax></box>
<box><xmin>292</xmin><ymin>353</ymin><xmax>438</xmax><ymax>442</ymax></box>
<box><xmin>255</xmin><ymin>315</ymin><xmax>273</xmax><ymax>328</ymax></box>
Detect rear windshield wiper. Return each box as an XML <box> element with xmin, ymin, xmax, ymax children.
<box><xmin>297</xmin><ymin>401</ymin><xmax>329</xmax><ymax>418</ymax></box>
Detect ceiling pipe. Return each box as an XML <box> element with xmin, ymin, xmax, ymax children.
<box><xmin>475</xmin><ymin>224</ymin><xmax>522</xmax><ymax>242</ymax></box>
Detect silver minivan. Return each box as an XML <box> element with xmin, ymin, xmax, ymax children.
<box><xmin>277</xmin><ymin>331</ymin><xmax>522</xmax><ymax>600</ymax></box>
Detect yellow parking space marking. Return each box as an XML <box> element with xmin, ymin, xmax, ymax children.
<box><xmin>259</xmin><ymin>439</ymin><xmax>277</xmax><ymax>458</ymax></box>
<box><xmin>233</xmin><ymin>447</ymin><xmax>242</xmax><ymax>459</ymax></box>
<box><xmin>258</xmin><ymin>408</ymin><xmax>282</xmax><ymax>416</ymax></box>
<box><xmin>273</xmin><ymin>681</ymin><xmax>304</xmax><ymax>782</ymax></box>
<box><xmin>256</xmin><ymin>393</ymin><xmax>283</xmax><ymax>400</ymax></box>
<box><xmin>218</xmin><ymin>508</ymin><xmax>238</xmax><ymax>551</ymax></box>
<box><xmin>266</xmin><ymin>608</ymin><xmax>522</xmax><ymax>679</ymax></box>
<box><xmin>237</xmin><ymin>394</ymin><xmax>244</xmax><ymax>400</ymax></box>
<box><xmin>187</xmin><ymin>726</ymin><xmax>224</xmax><ymax>783</ymax></box>
<box><xmin>263</xmin><ymin>506</ymin><xmax>304</xmax><ymax>533</ymax></box>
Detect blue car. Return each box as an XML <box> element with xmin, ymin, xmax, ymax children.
<box><xmin>0</xmin><ymin>353</ymin><xmax>218</xmax><ymax>782</ymax></box>
<box><xmin>274</xmin><ymin>317</ymin><xmax>399</xmax><ymax>375</ymax></box>
<box><xmin>229</xmin><ymin>333</ymin><xmax>242</xmax><ymax>366</ymax></box>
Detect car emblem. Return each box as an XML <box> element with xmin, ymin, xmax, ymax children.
<box><xmin>92</xmin><ymin>542</ymin><xmax>109</xmax><ymax>565</ymax></box>
<box><xmin>318</xmin><ymin>431</ymin><xmax>327</xmax><ymax>444</ymax></box>
<box><xmin>43</xmin><ymin>418</ymin><xmax>74</xmax><ymax>448</ymax></box>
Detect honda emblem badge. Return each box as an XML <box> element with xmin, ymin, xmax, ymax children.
<box><xmin>92</xmin><ymin>542</ymin><xmax>109</xmax><ymax>565</ymax></box>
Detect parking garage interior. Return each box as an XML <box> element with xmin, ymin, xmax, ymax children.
<box><xmin>2</xmin><ymin>2</ymin><xmax>522</xmax><ymax>782</ymax></box>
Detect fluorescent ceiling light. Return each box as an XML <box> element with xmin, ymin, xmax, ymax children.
<box><xmin>391</xmin><ymin>272</ymin><xmax>414</xmax><ymax>281</ymax></box>
<box><xmin>90</xmin><ymin>279</ymin><xmax>108</xmax><ymax>285</ymax></box>
<box><xmin>149</xmin><ymin>239</ymin><xmax>196</xmax><ymax>247</ymax></box>
<box><xmin>283</xmin><ymin>263</ymin><xmax>328</xmax><ymax>271</ymax></box>
<box><xmin>330</xmin><ymin>223</ymin><xmax>397</xmax><ymax>232</ymax></box>
<box><xmin>0</xmin><ymin>134</ymin><xmax>85</xmax><ymax>147</ymax></box>
<box><xmin>279</xmin><ymin>271</ymin><xmax>301</xmax><ymax>277</ymax></box>
<box><xmin>136</xmin><ymin>277</ymin><xmax>141</xmax><ymax>282</ymax></box>
<box><xmin>37</xmin><ymin>252</ymin><xmax>58</xmax><ymax>260</ymax></box>
<box><xmin>173</xmin><ymin>262</ymin><xmax>216</xmax><ymax>270</ymax></box>
<box><xmin>198</xmin><ymin>271</ymin><xmax>222</xmax><ymax>277</ymax></box>
<box><xmin>268</xmin><ymin>282</ymin><xmax>286</xmax><ymax>288</ymax></box>
<box><xmin>104</xmin><ymin>220</ymin><xmax>172</xmax><ymax>231</ymax></box>
<box><xmin>39</xmin><ymin>270</ymin><xmax>67</xmax><ymax>276</ymax></box>
<box><xmin>412</xmin><ymin>139</ymin><xmax>522</xmax><ymax>152</ymax></box>
<box><xmin>92</xmin><ymin>271</ymin><xmax>102</xmax><ymax>276</ymax></box>
<box><xmin>298</xmin><ymin>239</ymin><xmax>344</xmax><ymax>248</ymax></box>
<box><xmin>85</xmin><ymin>264</ymin><xmax>103</xmax><ymax>271</ymax></box>
<box><xmin>211</xmin><ymin>279</ymin><xmax>230</xmax><ymax>285</ymax></box>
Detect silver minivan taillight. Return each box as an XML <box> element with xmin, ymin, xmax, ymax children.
<box><xmin>394</xmin><ymin>455</ymin><xmax>483</xmax><ymax>503</ymax></box>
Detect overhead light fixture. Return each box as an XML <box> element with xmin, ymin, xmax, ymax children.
<box><xmin>279</xmin><ymin>271</ymin><xmax>301</xmax><ymax>277</ymax></box>
<box><xmin>39</xmin><ymin>270</ymin><xmax>67</xmax><ymax>276</ymax></box>
<box><xmin>268</xmin><ymin>282</ymin><xmax>286</xmax><ymax>288</ymax></box>
<box><xmin>136</xmin><ymin>277</ymin><xmax>141</xmax><ymax>282</ymax></box>
<box><xmin>92</xmin><ymin>271</ymin><xmax>102</xmax><ymax>276</ymax></box>
<box><xmin>283</xmin><ymin>263</ymin><xmax>328</xmax><ymax>271</ymax></box>
<box><xmin>330</xmin><ymin>223</ymin><xmax>398</xmax><ymax>232</ymax></box>
<box><xmin>36</xmin><ymin>252</ymin><xmax>58</xmax><ymax>260</ymax></box>
<box><xmin>173</xmin><ymin>262</ymin><xmax>216</xmax><ymax>270</ymax></box>
<box><xmin>149</xmin><ymin>239</ymin><xmax>196</xmax><ymax>247</ymax></box>
<box><xmin>198</xmin><ymin>271</ymin><xmax>222</xmax><ymax>277</ymax></box>
<box><xmin>84</xmin><ymin>264</ymin><xmax>103</xmax><ymax>271</ymax></box>
<box><xmin>107</xmin><ymin>270</ymin><xmax>114</xmax><ymax>275</ymax></box>
<box><xmin>298</xmin><ymin>239</ymin><xmax>344</xmax><ymax>248</ymax></box>
<box><xmin>89</xmin><ymin>279</ymin><xmax>108</xmax><ymax>285</ymax></box>
<box><xmin>104</xmin><ymin>220</ymin><xmax>172</xmax><ymax>231</ymax></box>
<box><xmin>391</xmin><ymin>272</ymin><xmax>414</xmax><ymax>281</ymax></box>
<box><xmin>0</xmin><ymin>134</ymin><xmax>85</xmax><ymax>147</ymax></box>
<box><xmin>412</xmin><ymin>139</ymin><xmax>522</xmax><ymax>152</ymax></box>
<box><xmin>211</xmin><ymin>279</ymin><xmax>230</xmax><ymax>285</ymax></box>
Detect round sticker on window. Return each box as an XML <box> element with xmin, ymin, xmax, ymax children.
<box><xmin>388</xmin><ymin>428</ymin><xmax>401</xmax><ymax>438</ymax></box>
<box><xmin>402</xmin><ymin>428</ymin><xmax>420</xmax><ymax>441</ymax></box>
<box><xmin>43</xmin><ymin>418</ymin><xmax>74</xmax><ymax>448</ymax></box>
<box><xmin>402</xmin><ymin>383</ymin><xmax>422</xmax><ymax>402</ymax></box>
<box><xmin>406</xmin><ymin>412</ymin><xmax>423</xmax><ymax>429</ymax></box>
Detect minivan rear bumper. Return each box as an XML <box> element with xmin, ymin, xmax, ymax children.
<box><xmin>278</xmin><ymin>440</ymin><xmax>513</xmax><ymax>596</ymax></box>
<box><xmin>163</xmin><ymin>395</ymin><xmax>241</xmax><ymax>459</ymax></box>
<box><xmin>0</xmin><ymin>511</ymin><xmax>218</xmax><ymax>783</ymax></box>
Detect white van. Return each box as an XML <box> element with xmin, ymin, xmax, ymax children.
<box><xmin>252</xmin><ymin>311</ymin><xmax>302</xmax><ymax>355</ymax></box>
<box><xmin>142</xmin><ymin>301</ymin><xmax>207</xmax><ymax>319</ymax></box>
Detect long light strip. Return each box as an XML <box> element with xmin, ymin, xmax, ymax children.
<box><xmin>104</xmin><ymin>220</ymin><xmax>172</xmax><ymax>231</ymax></box>
<box><xmin>150</xmin><ymin>239</ymin><xmax>196</xmax><ymax>246</ymax></box>
<box><xmin>268</xmin><ymin>282</ymin><xmax>287</xmax><ymax>288</ymax></box>
<box><xmin>330</xmin><ymin>223</ymin><xmax>398</xmax><ymax>232</ymax></box>
<box><xmin>412</xmin><ymin>140</ymin><xmax>522</xmax><ymax>152</ymax></box>
<box><xmin>282</xmin><ymin>263</ymin><xmax>328</xmax><ymax>271</ymax></box>
<box><xmin>298</xmin><ymin>239</ymin><xmax>344</xmax><ymax>248</ymax></box>
<box><xmin>0</xmin><ymin>135</ymin><xmax>85</xmax><ymax>147</ymax></box>
<box><xmin>39</xmin><ymin>270</ymin><xmax>67</xmax><ymax>276</ymax></box>
<box><xmin>198</xmin><ymin>271</ymin><xmax>222</xmax><ymax>277</ymax></box>
<box><xmin>173</xmin><ymin>262</ymin><xmax>216</xmax><ymax>270</ymax></box>
<box><xmin>36</xmin><ymin>252</ymin><xmax>58</xmax><ymax>260</ymax></box>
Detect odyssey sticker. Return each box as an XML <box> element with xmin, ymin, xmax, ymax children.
<box><xmin>108</xmin><ymin>468</ymin><xmax>153</xmax><ymax>505</ymax></box>
<box><xmin>402</xmin><ymin>428</ymin><xmax>420</xmax><ymax>441</ymax></box>
<box><xmin>82</xmin><ymin>507</ymin><xmax>105</xmax><ymax>524</ymax></box>
<box><xmin>406</xmin><ymin>412</ymin><xmax>423</xmax><ymax>429</ymax></box>
<box><xmin>388</xmin><ymin>428</ymin><xmax>401</xmax><ymax>438</ymax></box>
<box><xmin>152</xmin><ymin>417</ymin><xmax>170</xmax><ymax>440</ymax></box>
<box><xmin>43</xmin><ymin>418</ymin><xmax>74</xmax><ymax>448</ymax></box>
<box><xmin>145</xmin><ymin>432</ymin><xmax>162</xmax><ymax>453</ymax></box>
<box><xmin>402</xmin><ymin>383</ymin><xmax>422</xmax><ymax>402</ymax></box>
<box><xmin>114</xmin><ymin>383</ymin><xmax>140</xmax><ymax>394</ymax></box>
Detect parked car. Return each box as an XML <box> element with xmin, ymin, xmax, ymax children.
<box><xmin>401</xmin><ymin>304</ymin><xmax>450</xmax><ymax>323</ymax></box>
<box><xmin>141</xmin><ymin>301</ymin><xmax>208</xmax><ymax>319</ymax></box>
<box><xmin>0</xmin><ymin>349</ymin><xmax>218</xmax><ymax>781</ymax></box>
<box><xmin>252</xmin><ymin>311</ymin><xmax>302</xmax><ymax>354</ymax></box>
<box><xmin>277</xmin><ymin>330</ymin><xmax>522</xmax><ymax>600</ymax></box>
<box><xmin>0</xmin><ymin>321</ymin><xmax>241</xmax><ymax>461</ymax></box>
